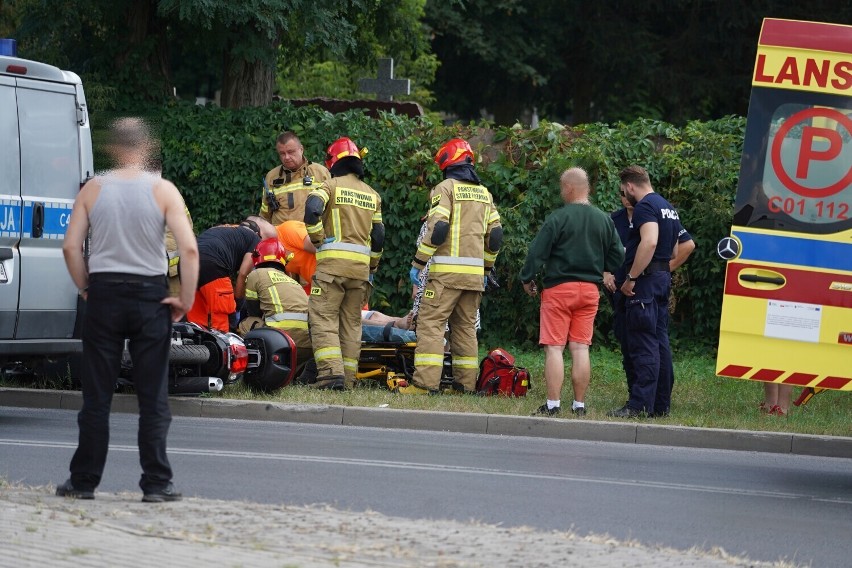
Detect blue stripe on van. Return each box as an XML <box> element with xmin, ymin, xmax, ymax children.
<box><xmin>21</xmin><ymin>202</ymin><xmax>72</xmax><ymax>238</ymax></box>
<box><xmin>734</xmin><ymin>230</ymin><xmax>852</xmax><ymax>272</ymax></box>
<box><xmin>0</xmin><ymin>203</ymin><xmax>21</xmax><ymax>235</ymax></box>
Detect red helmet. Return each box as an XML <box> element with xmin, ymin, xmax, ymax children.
<box><xmin>434</xmin><ymin>138</ymin><xmax>474</xmax><ymax>170</ymax></box>
<box><xmin>325</xmin><ymin>137</ymin><xmax>363</xmax><ymax>169</ymax></box>
<box><xmin>252</xmin><ymin>238</ymin><xmax>292</xmax><ymax>268</ymax></box>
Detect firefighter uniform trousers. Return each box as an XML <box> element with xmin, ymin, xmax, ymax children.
<box><xmin>412</xmin><ymin>178</ymin><xmax>502</xmax><ymax>392</ymax></box>
<box><xmin>309</xmin><ymin>273</ymin><xmax>367</xmax><ymax>384</ymax></box>
<box><xmin>414</xmin><ymin>283</ymin><xmax>481</xmax><ymax>391</ymax></box>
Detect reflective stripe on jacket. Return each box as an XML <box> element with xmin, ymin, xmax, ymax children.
<box><xmin>413</xmin><ymin>179</ymin><xmax>501</xmax><ymax>290</ymax></box>
<box><xmin>306</xmin><ymin>173</ymin><xmax>383</xmax><ymax>280</ymax></box>
<box><xmin>244</xmin><ymin>267</ymin><xmax>308</xmax><ymax>325</ymax></box>
<box><xmin>259</xmin><ymin>161</ymin><xmax>330</xmax><ymax>224</ymax></box>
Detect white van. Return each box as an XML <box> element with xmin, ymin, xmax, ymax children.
<box><xmin>0</xmin><ymin>39</ymin><xmax>93</xmax><ymax>365</ymax></box>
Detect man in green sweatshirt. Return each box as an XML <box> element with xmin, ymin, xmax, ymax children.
<box><xmin>519</xmin><ymin>168</ymin><xmax>624</xmax><ymax>417</ymax></box>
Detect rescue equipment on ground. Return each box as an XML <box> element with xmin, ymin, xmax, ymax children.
<box><xmin>476</xmin><ymin>348</ymin><xmax>530</xmax><ymax>397</ymax></box>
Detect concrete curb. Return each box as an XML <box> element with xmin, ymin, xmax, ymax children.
<box><xmin>2</xmin><ymin>387</ymin><xmax>850</xmax><ymax>459</ymax></box>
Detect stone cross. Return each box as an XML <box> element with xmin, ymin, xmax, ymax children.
<box><xmin>358</xmin><ymin>58</ymin><xmax>411</xmax><ymax>102</ymax></box>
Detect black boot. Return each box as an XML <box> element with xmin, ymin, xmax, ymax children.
<box><xmin>295</xmin><ymin>358</ymin><xmax>318</xmax><ymax>385</ymax></box>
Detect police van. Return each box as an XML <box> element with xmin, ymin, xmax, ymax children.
<box><xmin>0</xmin><ymin>39</ymin><xmax>92</xmax><ymax>369</ymax></box>
<box><xmin>716</xmin><ymin>19</ymin><xmax>852</xmax><ymax>396</ymax></box>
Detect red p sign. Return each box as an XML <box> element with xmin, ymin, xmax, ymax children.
<box><xmin>797</xmin><ymin>126</ymin><xmax>842</xmax><ymax>178</ymax></box>
<box><xmin>771</xmin><ymin>107</ymin><xmax>852</xmax><ymax>198</ymax></box>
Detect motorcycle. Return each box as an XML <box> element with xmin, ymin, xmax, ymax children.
<box><xmin>119</xmin><ymin>322</ymin><xmax>248</xmax><ymax>395</ymax></box>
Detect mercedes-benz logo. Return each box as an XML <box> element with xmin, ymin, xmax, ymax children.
<box><xmin>716</xmin><ymin>237</ymin><xmax>740</xmax><ymax>260</ymax></box>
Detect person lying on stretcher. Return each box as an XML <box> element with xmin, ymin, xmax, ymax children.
<box><xmin>361</xmin><ymin>309</ymin><xmax>416</xmax><ymax>343</ymax></box>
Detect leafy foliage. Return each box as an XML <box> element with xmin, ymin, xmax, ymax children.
<box><xmin>425</xmin><ymin>0</ymin><xmax>852</xmax><ymax>125</ymax></box>
<box><xmin>156</xmin><ymin>102</ymin><xmax>744</xmax><ymax>347</ymax></box>
<box><xmin>10</xmin><ymin>0</ymin><xmax>432</xmax><ymax>111</ymax></box>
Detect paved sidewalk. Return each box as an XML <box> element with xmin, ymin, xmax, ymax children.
<box><xmin>1</xmin><ymin>387</ymin><xmax>851</xmax><ymax>458</ymax></box>
<box><xmin>2</xmin><ymin>484</ymin><xmax>784</xmax><ymax>568</ymax></box>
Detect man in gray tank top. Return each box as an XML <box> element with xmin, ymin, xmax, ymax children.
<box><xmin>56</xmin><ymin>118</ymin><xmax>199</xmax><ymax>503</ymax></box>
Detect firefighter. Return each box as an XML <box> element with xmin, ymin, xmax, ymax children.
<box><xmin>410</xmin><ymin>139</ymin><xmax>502</xmax><ymax>393</ymax></box>
<box><xmin>239</xmin><ymin>237</ymin><xmax>315</xmax><ymax>381</ymax></box>
<box><xmin>304</xmin><ymin>137</ymin><xmax>384</xmax><ymax>390</ymax></box>
<box><xmin>186</xmin><ymin>216</ymin><xmax>277</xmax><ymax>332</ymax></box>
<box><xmin>259</xmin><ymin>131</ymin><xmax>330</xmax><ymax>225</ymax></box>
<box><xmin>164</xmin><ymin>205</ymin><xmax>193</xmax><ymax>297</ymax></box>
<box><xmin>146</xmin><ymin>157</ymin><xmax>194</xmax><ymax>298</ymax></box>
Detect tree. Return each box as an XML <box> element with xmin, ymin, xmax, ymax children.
<box><xmin>275</xmin><ymin>0</ymin><xmax>436</xmax><ymax>105</ymax></box>
<box><xmin>157</xmin><ymin>1</ymin><xmax>363</xmax><ymax>108</ymax></box>
<box><xmin>424</xmin><ymin>0</ymin><xmax>852</xmax><ymax>125</ymax></box>
<box><xmin>10</xmin><ymin>0</ymin><xmax>429</xmax><ymax>110</ymax></box>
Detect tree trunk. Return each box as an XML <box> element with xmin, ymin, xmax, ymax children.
<box><xmin>119</xmin><ymin>0</ymin><xmax>172</xmax><ymax>99</ymax></box>
<box><xmin>567</xmin><ymin>1</ymin><xmax>595</xmax><ymax>124</ymax></box>
<box><xmin>220</xmin><ymin>33</ymin><xmax>279</xmax><ymax>109</ymax></box>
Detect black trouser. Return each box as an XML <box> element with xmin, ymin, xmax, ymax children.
<box><xmin>69</xmin><ymin>273</ymin><xmax>174</xmax><ymax>493</ymax></box>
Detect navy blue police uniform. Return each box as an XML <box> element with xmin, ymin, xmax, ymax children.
<box><xmin>620</xmin><ymin>194</ymin><xmax>680</xmax><ymax>415</ymax></box>
<box><xmin>610</xmin><ymin>208</ymin><xmax>692</xmax><ymax>406</ymax></box>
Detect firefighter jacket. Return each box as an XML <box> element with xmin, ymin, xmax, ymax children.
<box><xmin>164</xmin><ymin>205</ymin><xmax>193</xmax><ymax>278</ymax></box>
<box><xmin>413</xmin><ymin>178</ymin><xmax>501</xmax><ymax>291</ymax></box>
<box><xmin>260</xmin><ymin>161</ymin><xmax>330</xmax><ymax>225</ymax></box>
<box><xmin>305</xmin><ymin>173</ymin><xmax>383</xmax><ymax>281</ymax></box>
<box><xmin>244</xmin><ymin>266</ymin><xmax>310</xmax><ymax>347</ymax></box>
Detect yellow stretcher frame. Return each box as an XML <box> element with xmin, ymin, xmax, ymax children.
<box><xmin>354</xmin><ymin>342</ymin><xmax>457</xmax><ymax>393</ymax></box>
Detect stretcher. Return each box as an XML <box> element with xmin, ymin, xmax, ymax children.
<box><xmin>354</xmin><ymin>340</ymin><xmax>456</xmax><ymax>393</ymax></box>
<box><xmin>240</xmin><ymin>324</ymin><xmax>456</xmax><ymax>393</ymax></box>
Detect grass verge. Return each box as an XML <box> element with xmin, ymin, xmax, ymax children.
<box><xmin>201</xmin><ymin>346</ymin><xmax>851</xmax><ymax>437</ymax></box>
<box><xmin>2</xmin><ymin>346</ymin><xmax>850</xmax><ymax>437</ymax></box>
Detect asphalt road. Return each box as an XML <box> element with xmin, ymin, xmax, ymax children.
<box><xmin>2</xmin><ymin>407</ymin><xmax>850</xmax><ymax>567</ymax></box>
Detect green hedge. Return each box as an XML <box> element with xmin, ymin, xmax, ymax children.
<box><xmin>154</xmin><ymin>101</ymin><xmax>745</xmax><ymax>349</ymax></box>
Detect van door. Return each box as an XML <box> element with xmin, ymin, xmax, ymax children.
<box><xmin>0</xmin><ymin>76</ymin><xmax>21</xmax><ymax>339</ymax></box>
<box><xmin>716</xmin><ymin>18</ymin><xmax>852</xmax><ymax>392</ymax></box>
<box><xmin>15</xmin><ymin>77</ymin><xmax>79</xmax><ymax>339</ymax></box>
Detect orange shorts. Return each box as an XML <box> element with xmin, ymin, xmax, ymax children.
<box><xmin>539</xmin><ymin>281</ymin><xmax>600</xmax><ymax>346</ymax></box>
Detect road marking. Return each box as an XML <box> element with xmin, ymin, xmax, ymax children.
<box><xmin>3</xmin><ymin>438</ymin><xmax>849</xmax><ymax>504</ymax></box>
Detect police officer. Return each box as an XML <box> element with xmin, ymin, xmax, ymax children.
<box><xmin>239</xmin><ymin>237</ymin><xmax>314</xmax><ymax>380</ymax></box>
<box><xmin>606</xmin><ymin>188</ymin><xmax>695</xmax><ymax>411</ymax></box>
<box><xmin>304</xmin><ymin>137</ymin><xmax>384</xmax><ymax>390</ymax></box>
<box><xmin>259</xmin><ymin>131</ymin><xmax>330</xmax><ymax>225</ymax></box>
<box><xmin>608</xmin><ymin>165</ymin><xmax>681</xmax><ymax>418</ymax></box>
<box><xmin>410</xmin><ymin>139</ymin><xmax>502</xmax><ymax>394</ymax></box>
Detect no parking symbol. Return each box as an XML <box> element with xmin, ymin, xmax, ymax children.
<box><xmin>770</xmin><ymin>107</ymin><xmax>852</xmax><ymax>199</ymax></box>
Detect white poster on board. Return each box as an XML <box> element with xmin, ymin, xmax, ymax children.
<box><xmin>764</xmin><ymin>300</ymin><xmax>822</xmax><ymax>343</ymax></box>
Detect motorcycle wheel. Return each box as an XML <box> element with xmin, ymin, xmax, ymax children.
<box><xmin>169</xmin><ymin>344</ymin><xmax>210</xmax><ymax>364</ymax></box>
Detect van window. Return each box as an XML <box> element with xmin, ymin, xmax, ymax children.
<box><xmin>17</xmin><ymin>80</ymin><xmax>80</xmax><ymax>202</ymax></box>
<box><xmin>733</xmin><ymin>89</ymin><xmax>852</xmax><ymax>235</ymax></box>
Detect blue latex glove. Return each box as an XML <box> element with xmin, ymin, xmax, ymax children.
<box><xmin>409</xmin><ymin>267</ymin><xmax>421</xmax><ymax>286</ymax></box>
<box><xmin>484</xmin><ymin>276</ymin><xmax>488</xmax><ymax>288</ymax></box>
<box><xmin>368</xmin><ymin>273</ymin><xmax>375</xmax><ymax>284</ymax></box>
<box><xmin>323</xmin><ymin>237</ymin><xmax>335</xmax><ymax>244</ymax></box>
